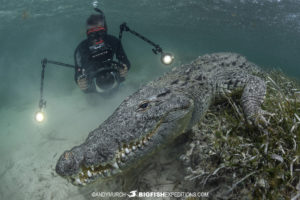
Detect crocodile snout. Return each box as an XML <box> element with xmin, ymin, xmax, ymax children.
<box><xmin>56</xmin><ymin>146</ymin><xmax>84</xmax><ymax>176</ymax></box>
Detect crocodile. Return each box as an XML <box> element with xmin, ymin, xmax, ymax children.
<box><xmin>55</xmin><ymin>52</ymin><xmax>267</xmax><ymax>186</ymax></box>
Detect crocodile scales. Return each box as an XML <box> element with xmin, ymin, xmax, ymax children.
<box><xmin>55</xmin><ymin>52</ymin><xmax>266</xmax><ymax>185</ymax></box>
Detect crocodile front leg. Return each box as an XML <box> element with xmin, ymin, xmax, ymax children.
<box><xmin>241</xmin><ymin>75</ymin><xmax>267</xmax><ymax>124</ymax></box>
<box><xmin>214</xmin><ymin>71</ymin><xmax>267</xmax><ymax>125</ymax></box>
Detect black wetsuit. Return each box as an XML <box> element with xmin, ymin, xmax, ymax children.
<box><xmin>74</xmin><ymin>34</ymin><xmax>130</xmax><ymax>92</ymax></box>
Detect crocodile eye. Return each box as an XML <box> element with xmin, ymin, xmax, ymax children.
<box><xmin>137</xmin><ymin>101</ymin><xmax>150</xmax><ymax>111</ymax></box>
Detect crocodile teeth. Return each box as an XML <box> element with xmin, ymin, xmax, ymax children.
<box><xmin>75</xmin><ymin>178</ymin><xmax>82</xmax><ymax>185</ymax></box>
<box><xmin>87</xmin><ymin>170</ymin><xmax>92</xmax><ymax>177</ymax></box>
<box><xmin>98</xmin><ymin>172</ymin><xmax>104</xmax><ymax>177</ymax></box>
<box><xmin>112</xmin><ymin>162</ymin><xmax>119</xmax><ymax>169</ymax></box>
<box><xmin>125</xmin><ymin>148</ymin><xmax>130</xmax><ymax>154</ymax></box>
<box><xmin>103</xmin><ymin>169</ymin><xmax>111</xmax><ymax>177</ymax></box>
<box><xmin>121</xmin><ymin>153</ymin><xmax>126</xmax><ymax>158</ymax></box>
<box><xmin>103</xmin><ymin>170</ymin><xmax>109</xmax><ymax>177</ymax></box>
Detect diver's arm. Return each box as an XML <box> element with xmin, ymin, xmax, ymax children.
<box><xmin>116</xmin><ymin>40</ymin><xmax>131</xmax><ymax>70</ymax></box>
<box><xmin>74</xmin><ymin>46</ymin><xmax>83</xmax><ymax>82</ymax></box>
<box><xmin>74</xmin><ymin>43</ymin><xmax>90</xmax><ymax>92</ymax></box>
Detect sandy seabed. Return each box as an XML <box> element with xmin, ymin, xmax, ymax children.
<box><xmin>0</xmin><ymin>87</ymin><xmax>137</xmax><ymax>200</ymax></box>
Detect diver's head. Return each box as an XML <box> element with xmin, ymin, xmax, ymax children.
<box><xmin>86</xmin><ymin>14</ymin><xmax>107</xmax><ymax>43</ymax></box>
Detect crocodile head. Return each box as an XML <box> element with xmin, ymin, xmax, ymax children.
<box><xmin>55</xmin><ymin>85</ymin><xmax>194</xmax><ymax>185</ymax></box>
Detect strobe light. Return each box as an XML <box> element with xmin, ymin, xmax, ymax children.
<box><xmin>35</xmin><ymin>111</ymin><xmax>45</xmax><ymax>123</ymax></box>
<box><xmin>35</xmin><ymin>98</ymin><xmax>46</xmax><ymax>123</ymax></box>
<box><xmin>161</xmin><ymin>53</ymin><xmax>174</xmax><ymax>65</ymax></box>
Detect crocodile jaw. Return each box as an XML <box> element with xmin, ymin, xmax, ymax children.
<box><xmin>68</xmin><ymin>104</ymin><xmax>193</xmax><ymax>186</ymax></box>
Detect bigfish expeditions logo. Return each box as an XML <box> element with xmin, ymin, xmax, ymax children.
<box><xmin>127</xmin><ymin>190</ymin><xmax>138</xmax><ymax>198</ymax></box>
<box><xmin>91</xmin><ymin>190</ymin><xmax>209</xmax><ymax>198</ymax></box>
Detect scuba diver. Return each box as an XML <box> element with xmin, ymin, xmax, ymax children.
<box><xmin>36</xmin><ymin>8</ymin><xmax>173</xmax><ymax>122</ymax></box>
<box><xmin>74</xmin><ymin>9</ymin><xmax>130</xmax><ymax>93</ymax></box>
<box><xmin>35</xmin><ymin>7</ymin><xmax>174</xmax><ymax>122</ymax></box>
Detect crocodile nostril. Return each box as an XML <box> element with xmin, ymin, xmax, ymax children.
<box><xmin>157</xmin><ymin>89</ymin><xmax>171</xmax><ymax>98</ymax></box>
<box><xmin>64</xmin><ymin>152</ymin><xmax>72</xmax><ymax>160</ymax></box>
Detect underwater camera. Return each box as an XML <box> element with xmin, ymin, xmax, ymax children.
<box><xmin>92</xmin><ymin>63</ymin><xmax>121</xmax><ymax>93</ymax></box>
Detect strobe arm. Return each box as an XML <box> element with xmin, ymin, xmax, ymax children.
<box><xmin>38</xmin><ymin>58</ymin><xmax>75</xmax><ymax>110</ymax></box>
<box><xmin>42</xmin><ymin>58</ymin><xmax>75</xmax><ymax>69</ymax></box>
<box><xmin>119</xmin><ymin>23</ymin><xmax>163</xmax><ymax>55</ymax></box>
<box><xmin>39</xmin><ymin>59</ymin><xmax>47</xmax><ymax>110</ymax></box>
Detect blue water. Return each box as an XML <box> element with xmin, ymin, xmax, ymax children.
<box><xmin>0</xmin><ymin>0</ymin><xmax>299</xmax><ymax>199</ymax></box>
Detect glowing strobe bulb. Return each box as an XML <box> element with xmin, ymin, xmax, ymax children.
<box><xmin>161</xmin><ymin>53</ymin><xmax>174</xmax><ymax>65</ymax></box>
<box><xmin>35</xmin><ymin>111</ymin><xmax>45</xmax><ymax>123</ymax></box>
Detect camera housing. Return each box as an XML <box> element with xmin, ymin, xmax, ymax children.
<box><xmin>93</xmin><ymin>66</ymin><xmax>121</xmax><ymax>93</ymax></box>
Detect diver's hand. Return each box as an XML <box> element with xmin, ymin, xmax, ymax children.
<box><xmin>119</xmin><ymin>64</ymin><xmax>128</xmax><ymax>77</ymax></box>
<box><xmin>77</xmin><ymin>76</ymin><xmax>89</xmax><ymax>91</ymax></box>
